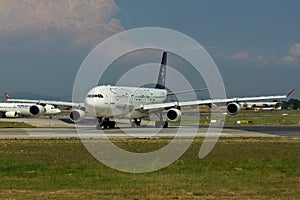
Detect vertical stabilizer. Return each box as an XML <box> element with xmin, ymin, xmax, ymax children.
<box><xmin>4</xmin><ymin>92</ymin><xmax>9</xmax><ymax>101</ymax></box>
<box><xmin>155</xmin><ymin>51</ymin><xmax>167</xmax><ymax>89</ymax></box>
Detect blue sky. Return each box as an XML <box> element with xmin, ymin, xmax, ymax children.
<box><xmin>0</xmin><ymin>0</ymin><xmax>299</xmax><ymax>98</ymax></box>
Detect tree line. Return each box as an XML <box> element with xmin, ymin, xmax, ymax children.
<box><xmin>281</xmin><ymin>98</ymin><xmax>300</xmax><ymax>110</ymax></box>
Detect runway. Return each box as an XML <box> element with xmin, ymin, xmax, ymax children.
<box><xmin>0</xmin><ymin>125</ymin><xmax>299</xmax><ymax>139</ymax></box>
<box><xmin>224</xmin><ymin>125</ymin><xmax>300</xmax><ymax>137</ymax></box>
<box><xmin>0</xmin><ymin>117</ymin><xmax>299</xmax><ymax>139</ymax></box>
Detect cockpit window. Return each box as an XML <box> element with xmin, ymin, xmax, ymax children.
<box><xmin>87</xmin><ymin>94</ymin><xmax>103</xmax><ymax>98</ymax></box>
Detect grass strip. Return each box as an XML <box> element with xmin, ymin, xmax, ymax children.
<box><xmin>0</xmin><ymin>138</ymin><xmax>299</xmax><ymax>199</ymax></box>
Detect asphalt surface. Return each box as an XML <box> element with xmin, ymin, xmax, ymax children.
<box><xmin>224</xmin><ymin>125</ymin><xmax>300</xmax><ymax>137</ymax></box>
<box><xmin>0</xmin><ymin>125</ymin><xmax>299</xmax><ymax>139</ymax></box>
<box><xmin>0</xmin><ymin>117</ymin><xmax>299</xmax><ymax>139</ymax></box>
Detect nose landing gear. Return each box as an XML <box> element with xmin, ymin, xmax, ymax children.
<box><xmin>130</xmin><ymin>118</ymin><xmax>141</xmax><ymax>128</ymax></box>
<box><xmin>96</xmin><ymin>117</ymin><xmax>116</xmax><ymax>130</ymax></box>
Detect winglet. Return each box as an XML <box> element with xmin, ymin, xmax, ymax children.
<box><xmin>4</xmin><ymin>92</ymin><xmax>10</xmax><ymax>100</ymax></box>
<box><xmin>286</xmin><ymin>89</ymin><xmax>295</xmax><ymax>97</ymax></box>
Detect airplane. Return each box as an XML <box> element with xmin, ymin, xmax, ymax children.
<box><xmin>1</xmin><ymin>92</ymin><xmax>61</xmax><ymax>118</ymax></box>
<box><xmin>6</xmin><ymin>52</ymin><xmax>295</xmax><ymax>129</ymax></box>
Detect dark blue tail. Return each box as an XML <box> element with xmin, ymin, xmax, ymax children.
<box><xmin>155</xmin><ymin>52</ymin><xmax>167</xmax><ymax>89</ymax></box>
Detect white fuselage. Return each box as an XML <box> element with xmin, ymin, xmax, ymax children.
<box><xmin>0</xmin><ymin>103</ymin><xmax>31</xmax><ymax>115</ymax></box>
<box><xmin>0</xmin><ymin>102</ymin><xmax>61</xmax><ymax>117</ymax></box>
<box><xmin>84</xmin><ymin>86</ymin><xmax>167</xmax><ymax>119</ymax></box>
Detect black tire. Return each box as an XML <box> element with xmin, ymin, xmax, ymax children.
<box><xmin>163</xmin><ymin>121</ymin><xmax>168</xmax><ymax>128</ymax></box>
<box><xmin>96</xmin><ymin>124</ymin><xmax>107</xmax><ymax>130</ymax></box>
<box><xmin>109</xmin><ymin>121</ymin><xmax>116</xmax><ymax>129</ymax></box>
<box><xmin>135</xmin><ymin>119</ymin><xmax>141</xmax><ymax>126</ymax></box>
<box><xmin>131</xmin><ymin>121</ymin><xmax>136</xmax><ymax>128</ymax></box>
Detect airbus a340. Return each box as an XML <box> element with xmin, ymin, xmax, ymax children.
<box><xmin>7</xmin><ymin>52</ymin><xmax>294</xmax><ymax>129</ymax></box>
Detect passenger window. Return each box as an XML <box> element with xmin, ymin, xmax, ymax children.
<box><xmin>87</xmin><ymin>94</ymin><xmax>103</xmax><ymax>98</ymax></box>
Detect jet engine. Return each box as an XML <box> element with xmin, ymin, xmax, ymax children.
<box><xmin>166</xmin><ymin>108</ymin><xmax>182</xmax><ymax>122</ymax></box>
<box><xmin>226</xmin><ymin>102</ymin><xmax>240</xmax><ymax>115</ymax></box>
<box><xmin>29</xmin><ymin>105</ymin><xmax>46</xmax><ymax>116</ymax></box>
<box><xmin>70</xmin><ymin>109</ymin><xmax>85</xmax><ymax>122</ymax></box>
<box><xmin>5</xmin><ymin>111</ymin><xmax>18</xmax><ymax>118</ymax></box>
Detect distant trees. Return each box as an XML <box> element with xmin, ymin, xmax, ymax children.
<box><xmin>281</xmin><ymin>98</ymin><xmax>300</xmax><ymax>110</ymax></box>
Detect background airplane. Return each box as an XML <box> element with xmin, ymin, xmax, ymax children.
<box><xmin>6</xmin><ymin>52</ymin><xmax>294</xmax><ymax>129</ymax></box>
<box><xmin>2</xmin><ymin>92</ymin><xmax>61</xmax><ymax>118</ymax></box>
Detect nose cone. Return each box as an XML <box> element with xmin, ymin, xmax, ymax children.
<box><xmin>85</xmin><ymin>96</ymin><xmax>97</xmax><ymax>115</ymax></box>
<box><xmin>84</xmin><ymin>96</ymin><xmax>94</xmax><ymax>107</ymax></box>
<box><xmin>85</xmin><ymin>95</ymin><xmax>107</xmax><ymax>116</ymax></box>
<box><xmin>85</xmin><ymin>86</ymin><xmax>108</xmax><ymax>116</ymax></box>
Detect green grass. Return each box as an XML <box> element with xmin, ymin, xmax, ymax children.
<box><xmin>0</xmin><ymin>121</ymin><xmax>35</xmax><ymax>128</ymax></box>
<box><xmin>196</xmin><ymin>110</ymin><xmax>300</xmax><ymax>125</ymax></box>
<box><xmin>0</xmin><ymin>138</ymin><xmax>299</xmax><ymax>199</ymax></box>
<box><xmin>170</xmin><ymin>110</ymin><xmax>300</xmax><ymax>126</ymax></box>
<box><xmin>225</xmin><ymin>110</ymin><xmax>300</xmax><ymax>125</ymax></box>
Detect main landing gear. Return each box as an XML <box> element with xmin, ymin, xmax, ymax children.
<box><xmin>130</xmin><ymin>118</ymin><xmax>168</xmax><ymax>128</ymax></box>
<box><xmin>96</xmin><ymin>117</ymin><xmax>116</xmax><ymax>130</ymax></box>
<box><xmin>95</xmin><ymin>116</ymin><xmax>169</xmax><ymax>130</ymax></box>
<box><xmin>154</xmin><ymin>109</ymin><xmax>168</xmax><ymax>128</ymax></box>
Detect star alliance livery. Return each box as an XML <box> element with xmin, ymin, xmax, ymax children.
<box><xmin>7</xmin><ymin>52</ymin><xmax>294</xmax><ymax>129</ymax></box>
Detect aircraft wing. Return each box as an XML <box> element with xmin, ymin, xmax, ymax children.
<box><xmin>7</xmin><ymin>99</ymin><xmax>83</xmax><ymax>108</ymax></box>
<box><xmin>167</xmin><ymin>88</ymin><xmax>208</xmax><ymax>96</ymax></box>
<box><xmin>139</xmin><ymin>91</ymin><xmax>293</xmax><ymax>111</ymax></box>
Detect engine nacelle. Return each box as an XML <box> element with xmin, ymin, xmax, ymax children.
<box><xmin>166</xmin><ymin>108</ymin><xmax>182</xmax><ymax>122</ymax></box>
<box><xmin>70</xmin><ymin>109</ymin><xmax>85</xmax><ymax>122</ymax></box>
<box><xmin>29</xmin><ymin>105</ymin><xmax>46</xmax><ymax>116</ymax></box>
<box><xmin>227</xmin><ymin>102</ymin><xmax>240</xmax><ymax>115</ymax></box>
<box><xmin>5</xmin><ymin>111</ymin><xmax>18</xmax><ymax>118</ymax></box>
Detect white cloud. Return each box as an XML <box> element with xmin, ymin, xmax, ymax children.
<box><xmin>232</xmin><ymin>52</ymin><xmax>250</xmax><ymax>60</ymax></box>
<box><xmin>232</xmin><ymin>52</ymin><xmax>269</xmax><ymax>66</ymax></box>
<box><xmin>279</xmin><ymin>56</ymin><xmax>297</xmax><ymax>65</ymax></box>
<box><xmin>278</xmin><ymin>43</ymin><xmax>300</xmax><ymax>65</ymax></box>
<box><xmin>289</xmin><ymin>43</ymin><xmax>300</xmax><ymax>57</ymax></box>
<box><xmin>0</xmin><ymin>0</ymin><xmax>123</xmax><ymax>48</ymax></box>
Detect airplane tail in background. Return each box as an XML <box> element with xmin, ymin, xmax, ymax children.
<box><xmin>155</xmin><ymin>51</ymin><xmax>167</xmax><ymax>89</ymax></box>
<box><xmin>4</xmin><ymin>92</ymin><xmax>9</xmax><ymax>101</ymax></box>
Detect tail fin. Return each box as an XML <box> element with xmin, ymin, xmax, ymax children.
<box><xmin>287</xmin><ymin>88</ymin><xmax>295</xmax><ymax>97</ymax></box>
<box><xmin>155</xmin><ymin>51</ymin><xmax>167</xmax><ymax>89</ymax></box>
<box><xmin>4</xmin><ymin>92</ymin><xmax>10</xmax><ymax>100</ymax></box>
